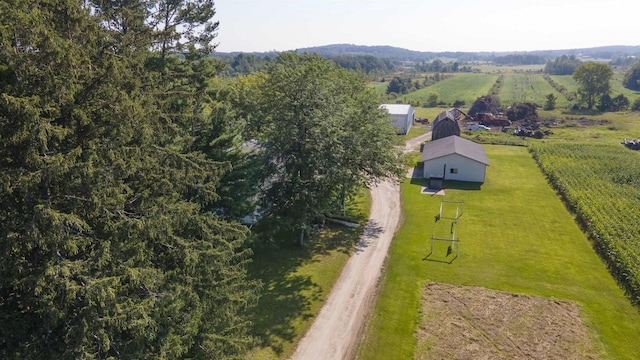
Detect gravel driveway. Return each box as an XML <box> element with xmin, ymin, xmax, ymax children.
<box><xmin>291</xmin><ymin>132</ymin><xmax>431</xmax><ymax>360</ymax></box>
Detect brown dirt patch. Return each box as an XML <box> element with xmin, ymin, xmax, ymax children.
<box><xmin>415</xmin><ymin>283</ymin><xmax>598</xmax><ymax>360</ymax></box>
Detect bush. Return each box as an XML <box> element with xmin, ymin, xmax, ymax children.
<box><xmin>426</xmin><ymin>93</ymin><xmax>439</xmax><ymax>107</ymax></box>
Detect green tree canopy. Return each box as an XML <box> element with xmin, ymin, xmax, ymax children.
<box><xmin>623</xmin><ymin>61</ymin><xmax>640</xmax><ymax>90</ymax></box>
<box><xmin>0</xmin><ymin>1</ymin><xmax>258</xmax><ymax>358</ymax></box>
<box><xmin>544</xmin><ymin>93</ymin><xmax>557</xmax><ymax>110</ymax></box>
<box><xmin>544</xmin><ymin>55</ymin><xmax>583</xmax><ymax>75</ymax></box>
<box><xmin>573</xmin><ymin>62</ymin><xmax>613</xmax><ymax>110</ymax></box>
<box><xmin>243</xmin><ymin>53</ymin><xmax>404</xmax><ymax>245</ymax></box>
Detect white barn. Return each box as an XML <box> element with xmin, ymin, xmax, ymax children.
<box><xmin>380</xmin><ymin>104</ymin><xmax>414</xmax><ymax>134</ymax></box>
<box><xmin>420</xmin><ymin>135</ymin><xmax>490</xmax><ymax>183</ymax></box>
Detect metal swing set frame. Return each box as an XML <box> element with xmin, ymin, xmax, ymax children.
<box><xmin>425</xmin><ymin>200</ymin><xmax>464</xmax><ymax>263</ymax></box>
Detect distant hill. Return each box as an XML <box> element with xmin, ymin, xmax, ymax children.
<box><xmin>294</xmin><ymin>44</ymin><xmax>496</xmax><ymax>62</ymax></box>
<box><xmin>216</xmin><ymin>44</ymin><xmax>640</xmax><ymax>63</ymax></box>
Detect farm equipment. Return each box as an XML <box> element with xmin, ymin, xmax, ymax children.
<box><xmin>474</xmin><ymin>112</ymin><xmax>512</xmax><ymax>126</ymax></box>
<box><xmin>456</xmin><ymin>108</ymin><xmax>510</xmax><ymax>129</ymax></box>
<box><xmin>415</xmin><ymin>117</ymin><xmax>430</xmax><ymax>124</ymax></box>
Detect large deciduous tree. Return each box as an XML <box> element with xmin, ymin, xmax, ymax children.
<box><xmin>0</xmin><ymin>1</ymin><xmax>258</xmax><ymax>358</ymax></box>
<box><xmin>573</xmin><ymin>62</ymin><xmax>613</xmax><ymax>110</ymax></box>
<box><xmin>244</xmin><ymin>53</ymin><xmax>403</xmax><ymax>245</ymax></box>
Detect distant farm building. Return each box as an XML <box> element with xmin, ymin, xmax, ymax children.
<box><xmin>420</xmin><ymin>135</ymin><xmax>489</xmax><ymax>185</ymax></box>
<box><xmin>431</xmin><ymin>108</ymin><xmax>461</xmax><ymax>141</ymax></box>
<box><xmin>380</xmin><ymin>104</ymin><xmax>414</xmax><ymax>135</ymax></box>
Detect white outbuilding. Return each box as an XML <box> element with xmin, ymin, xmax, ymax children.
<box><xmin>380</xmin><ymin>104</ymin><xmax>414</xmax><ymax>134</ymax></box>
<box><xmin>420</xmin><ymin>135</ymin><xmax>490</xmax><ymax>184</ymax></box>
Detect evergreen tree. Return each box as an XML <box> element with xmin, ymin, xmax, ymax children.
<box><xmin>0</xmin><ymin>1</ymin><xmax>258</xmax><ymax>358</ymax></box>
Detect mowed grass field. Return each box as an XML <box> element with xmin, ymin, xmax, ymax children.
<box><xmin>402</xmin><ymin>73</ymin><xmax>498</xmax><ymax>106</ymax></box>
<box><xmin>498</xmin><ymin>73</ymin><xmax>568</xmax><ymax>108</ymax></box>
<box><xmin>357</xmin><ymin>145</ymin><xmax>640</xmax><ymax>360</ymax></box>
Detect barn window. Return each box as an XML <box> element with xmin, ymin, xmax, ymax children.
<box><xmin>450</xmin><ymin>168</ymin><xmax>458</xmax><ymax>174</ymax></box>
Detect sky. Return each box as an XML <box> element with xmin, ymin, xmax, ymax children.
<box><xmin>214</xmin><ymin>0</ymin><xmax>640</xmax><ymax>53</ymax></box>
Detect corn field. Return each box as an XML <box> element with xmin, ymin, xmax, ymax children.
<box><xmin>530</xmin><ymin>142</ymin><xmax>640</xmax><ymax>306</ymax></box>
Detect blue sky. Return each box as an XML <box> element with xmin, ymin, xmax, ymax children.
<box><xmin>214</xmin><ymin>0</ymin><xmax>640</xmax><ymax>53</ymax></box>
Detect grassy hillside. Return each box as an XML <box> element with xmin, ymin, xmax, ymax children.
<box><xmin>402</xmin><ymin>73</ymin><xmax>498</xmax><ymax>106</ymax></box>
<box><xmin>368</xmin><ymin>80</ymin><xmax>389</xmax><ymax>97</ymax></box>
<box><xmin>358</xmin><ymin>146</ymin><xmax>640</xmax><ymax>360</ymax></box>
<box><xmin>497</xmin><ymin>73</ymin><xmax>567</xmax><ymax>108</ymax></box>
<box><xmin>611</xmin><ymin>73</ymin><xmax>640</xmax><ymax>101</ymax></box>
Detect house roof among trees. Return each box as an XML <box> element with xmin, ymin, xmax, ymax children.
<box><xmin>420</xmin><ymin>135</ymin><xmax>490</xmax><ymax>165</ymax></box>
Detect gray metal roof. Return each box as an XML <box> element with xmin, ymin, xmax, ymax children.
<box><xmin>420</xmin><ymin>135</ymin><xmax>490</xmax><ymax>165</ymax></box>
<box><xmin>380</xmin><ymin>104</ymin><xmax>414</xmax><ymax>116</ymax></box>
<box><xmin>431</xmin><ymin>108</ymin><xmax>461</xmax><ymax>141</ymax></box>
<box><xmin>431</xmin><ymin>108</ymin><xmax>461</xmax><ymax>127</ymax></box>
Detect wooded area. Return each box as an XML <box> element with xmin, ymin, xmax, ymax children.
<box><xmin>0</xmin><ymin>1</ymin><xmax>402</xmax><ymax>358</ymax></box>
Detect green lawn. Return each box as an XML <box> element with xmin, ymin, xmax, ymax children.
<box><xmin>357</xmin><ymin>145</ymin><xmax>640</xmax><ymax>359</ymax></box>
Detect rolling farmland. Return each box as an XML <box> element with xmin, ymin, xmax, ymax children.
<box><xmin>498</xmin><ymin>73</ymin><xmax>567</xmax><ymax>107</ymax></box>
<box><xmin>384</xmin><ymin>67</ymin><xmax>640</xmax><ymax>111</ymax></box>
<box><xmin>402</xmin><ymin>73</ymin><xmax>498</xmax><ymax>106</ymax></box>
<box><xmin>611</xmin><ymin>73</ymin><xmax>640</xmax><ymax>99</ymax></box>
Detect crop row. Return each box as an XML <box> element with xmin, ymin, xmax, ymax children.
<box><xmin>530</xmin><ymin>142</ymin><xmax>640</xmax><ymax>306</ymax></box>
<box><xmin>542</xmin><ymin>74</ymin><xmax>577</xmax><ymax>101</ymax></box>
<box><xmin>402</xmin><ymin>73</ymin><xmax>498</xmax><ymax>106</ymax></box>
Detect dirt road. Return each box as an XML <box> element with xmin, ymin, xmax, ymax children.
<box><xmin>291</xmin><ymin>132</ymin><xmax>431</xmax><ymax>360</ymax></box>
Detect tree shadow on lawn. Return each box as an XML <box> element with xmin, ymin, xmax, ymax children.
<box><xmin>247</xmin><ymin>224</ymin><xmax>361</xmax><ymax>356</ymax></box>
